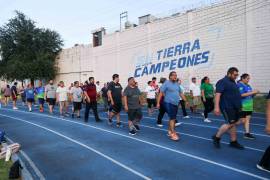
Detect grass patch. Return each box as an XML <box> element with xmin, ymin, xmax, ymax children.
<box><xmin>0</xmin><ymin>158</ymin><xmax>13</xmax><ymax>180</ymax></box>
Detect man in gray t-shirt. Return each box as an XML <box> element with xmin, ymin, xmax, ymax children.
<box><xmin>123</xmin><ymin>77</ymin><xmax>142</xmax><ymax>135</ymax></box>
<box><xmin>45</xmin><ymin>80</ymin><xmax>57</xmax><ymax>114</ymax></box>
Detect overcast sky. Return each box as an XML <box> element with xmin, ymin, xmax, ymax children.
<box><xmin>0</xmin><ymin>0</ymin><xmax>222</xmax><ymax>48</ymax></box>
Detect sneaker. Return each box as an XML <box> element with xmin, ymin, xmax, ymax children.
<box><xmin>229</xmin><ymin>141</ymin><xmax>244</xmax><ymax>150</ymax></box>
<box><xmin>60</xmin><ymin>115</ymin><xmax>65</xmax><ymax>118</ymax></box>
<box><xmin>64</xmin><ymin>113</ymin><xmax>69</xmax><ymax>117</ymax></box>
<box><xmin>108</xmin><ymin>119</ymin><xmax>113</xmax><ymax>126</ymax></box>
<box><xmin>116</xmin><ymin>122</ymin><xmax>123</xmax><ymax>128</ymax></box>
<box><xmin>256</xmin><ymin>164</ymin><xmax>270</xmax><ymax>173</ymax></box>
<box><xmin>212</xmin><ymin>135</ymin><xmax>221</xmax><ymax>149</ymax></box>
<box><xmin>134</xmin><ymin>125</ymin><xmax>140</xmax><ymax>131</ymax></box>
<box><xmin>204</xmin><ymin>118</ymin><xmax>212</xmax><ymax>123</ymax></box>
<box><xmin>183</xmin><ymin>116</ymin><xmax>190</xmax><ymax>119</ymax></box>
<box><xmin>244</xmin><ymin>133</ymin><xmax>255</xmax><ymax>140</ymax></box>
<box><xmin>13</xmin><ymin>107</ymin><xmax>18</xmax><ymax>110</ymax></box>
<box><xmin>175</xmin><ymin>122</ymin><xmax>182</xmax><ymax>127</ymax></box>
<box><xmin>157</xmin><ymin>123</ymin><xmax>163</xmax><ymax>127</ymax></box>
<box><xmin>129</xmin><ymin>129</ymin><xmax>136</xmax><ymax>136</ymax></box>
<box><xmin>167</xmin><ymin>130</ymin><xmax>172</xmax><ymax>137</ymax></box>
<box><xmin>71</xmin><ymin>113</ymin><xmax>74</xmax><ymax>118</ymax></box>
<box><xmin>169</xmin><ymin>132</ymin><xmax>179</xmax><ymax>141</ymax></box>
<box><xmin>201</xmin><ymin>113</ymin><xmax>205</xmax><ymax>117</ymax></box>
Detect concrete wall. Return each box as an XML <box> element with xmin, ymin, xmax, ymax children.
<box><xmin>56</xmin><ymin>0</ymin><xmax>270</xmax><ymax>92</ymax></box>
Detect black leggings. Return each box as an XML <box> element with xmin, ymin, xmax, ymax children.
<box><xmin>179</xmin><ymin>100</ymin><xmax>187</xmax><ymax>117</ymax></box>
<box><xmin>202</xmin><ymin>98</ymin><xmax>214</xmax><ymax>118</ymax></box>
<box><xmin>259</xmin><ymin>146</ymin><xmax>270</xmax><ymax>168</ymax></box>
<box><xmin>157</xmin><ymin>103</ymin><xmax>166</xmax><ymax>124</ymax></box>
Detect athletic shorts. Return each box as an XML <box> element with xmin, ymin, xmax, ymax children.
<box><xmin>73</xmin><ymin>102</ymin><xmax>82</xmax><ymax>111</ymax></box>
<box><xmin>38</xmin><ymin>98</ymin><xmax>45</xmax><ymax>105</ymax></box>
<box><xmin>12</xmin><ymin>95</ymin><xmax>17</xmax><ymax>101</ymax></box>
<box><xmin>46</xmin><ymin>98</ymin><xmax>56</xmax><ymax>106</ymax></box>
<box><xmin>109</xmin><ymin>103</ymin><xmax>122</xmax><ymax>114</ymax></box>
<box><xmin>127</xmin><ymin>108</ymin><xmax>143</xmax><ymax>121</ymax></box>
<box><xmin>27</xmin><ymin>98</ymin><xmax>34</xmax><ymax>103</ymax></box>
<box><xmin>164</xmin><ymin>102</ymin><xmax>178</xmax><ymax>120</ymax></box>
<box><xmin>240</xmin><ymin>111</ymin><xmax>253</xmax><ymax>118</ymax></box>
<box><xmin>221</xmin><ymin>108</ymin><xmax>241</xmax><ymax>124</ymax></box>
<box><xmin>192</xmin><ymin>96</ymin><xmax>201</xmax><ymax>106</ymax></box>
<box><xmin>147</xmin><ymin>98</ymin><xmax>156</xmax><ymax>108</ymax></box>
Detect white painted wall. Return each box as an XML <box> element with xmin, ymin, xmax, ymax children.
<box><xmin>56</xmin><ymin>0</ymin><xmax>270</xmax><ymax>92</ymax></box>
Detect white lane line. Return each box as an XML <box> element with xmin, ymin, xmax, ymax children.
<box><xmin>0</xmin><ymin>114</ymin><xmax>151</xmax><ymax>180</ymax></box>
<box><xmin>6</xmin><ymin>137</ymin><xmax>45</xmax><ymax>180</ymax></box>
<box><xmin>0</xmin><ymin>108</ymin><xmax>266</xmax><ymax>152</ymax></box>
<box><xmin>0</xmin><ymin>111</ymin><xmax>269</xmax><ymax>180</ymax></box>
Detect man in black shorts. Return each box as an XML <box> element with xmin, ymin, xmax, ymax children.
<box><xmin>123</xmin><ymin>77</ymin><xmax>143</xmax><ymax>135</ymax></box>
<box><xmin>212</xmin><ymin>67</ymin><xmax>244</xmax><ymax>149</ymax></box>
<box><xmin>108</xmin><ymin>74</ymin><xmax>123</xmax><ymax>127</ymax></box>
<box><xmin>45</xmin><ymin>80</ymin><xmax>57</xmax><ymax>114</ymax></box>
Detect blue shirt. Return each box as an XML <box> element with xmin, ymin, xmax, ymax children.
<box><xmin>237</xmin><ymin>82</ymin><xmax>253</xmax><ymax>111</ymax></box>
<box><xmin>26</xmin><ymin>88</ymin><xmax>35</xmax><ymax>99</ymax></box>
<box><xmin>160</xmin><ymin>80</ymin><xmax>182</xmax><ymax>106</ymax></box>
<box><xmin>216</xmin><ymin>76</ymin><xmax>241</xmax><ymax>110</ymax></box>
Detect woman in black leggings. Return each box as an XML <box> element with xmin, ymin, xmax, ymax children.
<box><xmin>156</xmin><ymin>78</ymin><xmax>167</xmax><ymax>127</ymax></box>
<box><xmin>201</xmin><ymin>77</ymin><xmax>214</xmax><ymax>123</ymax></box>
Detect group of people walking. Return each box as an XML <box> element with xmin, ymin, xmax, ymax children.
<box><xmin>0</xmin><ymin>66</ymin><xmax>269</xmax><ymax>172</ymax></box>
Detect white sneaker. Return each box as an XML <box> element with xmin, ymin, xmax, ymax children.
<box><xmin>204</xmin><ymin>118</ymin><xmax>211</xmax><ymax>123</ymax></box>
<box><xmin>257</xmin><ymin>164</ymin><xmax>270</xmax><ymax>173</ymax></box>
<box><xmin>13</xmin><ymin>107</ymin><xmax>18</xmax><ymax>110</ymax></box>
<box><xmin>201</xmin><ymin>113</ymin><xmax>204</xmax><ymax>117</ymax></box>
<box><xmin>157</xmin><ymin>124</ymin><xmax>163</xmax><ymax>127</ymax></box>
<box><xmin>183</xmin><ymin>116</ymin><xmax>190</xmax><ymax>119</ymax></box>
<box><xmin>175</xmin><ymin>122</ymin><xmax>182</xmax><ymax>126</ymax></box>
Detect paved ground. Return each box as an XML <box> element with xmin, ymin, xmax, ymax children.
<box><xmin>0</xmin><ymin>102</ymin><xmax>269</xmax><ymax>180</ymax></box>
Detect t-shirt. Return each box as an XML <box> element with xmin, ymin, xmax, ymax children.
<box><xmin>216</xmin><ymin>76</ymin><xmax>241</xmax><ymax>110</ymax></box>
<box><xmin>101</xmin><ymin>87</ymin><xmax>108</xmax><ymax>98</ymax></box>
<box><xmin>108</xmin><ymin>81</ymin><xmax>123</xmax><ymax>104</ymax></box>
<box><xmin>201</xmin><ymin>83</ymin><xmax>214</xmax><ymax>98</ymax></box>
<box><xmin>70</xmin><ymin>87</ymin><xmax>83</xmax><ymax>102</ymax></box>
<box><xmin>35</xmin><ymin>87</ymin><xmax>45</xmax><ymax>99</ymax></box>
<box><xmin>56</xmin><ymin>86</ymin><xmax>68</xmax><ymax>101</ymax></box>
<box><xmin>144</xmin><ymin>85</ymin><xmax>156</xmax><ymax>99</ymax></box>
<box><xmin>237</xmin><ymin>82</ymin><xmax>253</xmax><ymax>111</ymax></box>
<box><xmin>160</xmin><ymin>80</ymin><xmax>182</xmax><ymax>106</ymax></box>
<box><xmin>123</xmin><ymin>86</ymin><xmax>141</xmax><ymax>109</ymax></box>
<box><xmin>189</xmin><ymin>83</ymin><xmax>201</xmax><ymax>96</ymax></box>
<box><xmin>4</xmin><ymin>88</ymin><xmax>11</xmax><ymax>96</ymax></box>
<box><xmin>25</xmin><ymin>88</ymin><xmax>35</xmax><ymax>99</ymax></box>
<box><xmin>45</xmin><ymin>84</ymin><xmax>57</xmax><ymax>99</ymax></box>
<box><xmin>96</xmin><ymin>85</ymin><xmax>101</xmax><ymax>93</ymax></box>
<box><xmin>84</xmin><ymin>83</ymin><xmax>97</xmax><ymax>102</ymax></box>
<box><xmin>11</xmin><ymin>86</ymin><xmax>17</xmax><ymax>96</ymax></box>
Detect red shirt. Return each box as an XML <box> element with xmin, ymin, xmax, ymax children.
<box><xmin>84</xmin><ymin>83</ymin><xmax>97</xmax><ymax>102</ymax></box>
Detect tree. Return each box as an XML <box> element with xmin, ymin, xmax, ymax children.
<box><xmin>0</xmin><ymin>11</ymin><xmax>63</xmax><ymax>83</ymax></box>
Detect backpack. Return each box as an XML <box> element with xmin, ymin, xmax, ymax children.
<box><xmin>9</xmin><ymin>160</ymin><xmax>23</xmax><ymax>179</ymax></box>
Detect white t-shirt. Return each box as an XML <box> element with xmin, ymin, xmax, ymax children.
<box><xmin>144</xmin><ymin>85</ymin><xmax>156</xmax><ymax>99</ymax></box>
<box><xmin>70</xmin><ymin>87</ymin><xmax>83</xmax><ymax>102</ymax></box>
<box><xmin>189</xmin><ymin>83</ymin><xmax>201</xmax><ymax>96</ymax></box>
<box><xmin>96</xmin><ymin>84</ymin><xmax>101</xmax><ymax>93</ymax></box>
<box><xmin>56</xmin><ymin>86</ymin><xmax>68</xmax><ymax>101</ymax></box>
